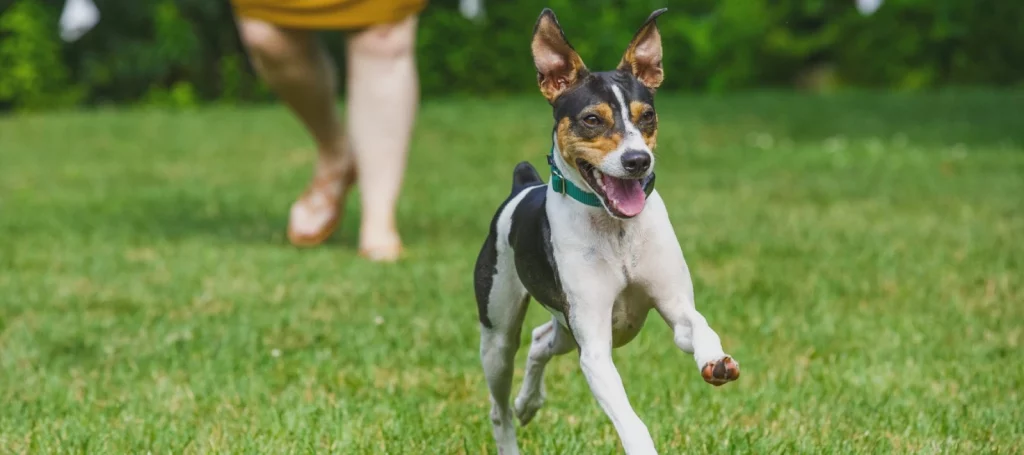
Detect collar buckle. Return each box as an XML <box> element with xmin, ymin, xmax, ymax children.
<box><xmin>548</xmin><ymin>153</ymin><xmax>567</xmax><ymax>195</ymax></box>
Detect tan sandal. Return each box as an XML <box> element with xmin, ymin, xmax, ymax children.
<box><xmin>287</xmin><ymin>163</ymin><xmax>356</xmax><ymax>247</ymax></box>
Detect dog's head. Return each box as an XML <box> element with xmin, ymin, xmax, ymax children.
<box><xmin>532</xmin><ymin>8</ymin><xmax>666</xmax><ymax>218</ymax></box>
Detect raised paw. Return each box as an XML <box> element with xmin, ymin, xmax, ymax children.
<box><xmin>701</xmin><ymin>356</ymin><xmax>740</xmax><ymax>386</ymax></box>
<box><xmin>513</xmin><ymin>392</ymin><xmax>545</xmax><ymax>426</ymax></box>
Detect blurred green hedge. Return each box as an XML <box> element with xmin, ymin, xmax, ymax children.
<box><xmin>1</xmin><ymin>0</ymin><xmax>1021</xmax><ymax>111</ymax></box>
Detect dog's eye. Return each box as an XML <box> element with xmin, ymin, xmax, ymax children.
<box><xmin>641</xmin><ymin>110</ymin><xmax>656</xmax><ymax>122</ymax></box>
<box><xmin>581</xmin><ymin>114</ymin><xmax>603</xmax><ymax>127</ymax></box>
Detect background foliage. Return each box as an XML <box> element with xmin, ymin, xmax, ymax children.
<box><xmin>1</xmin><ymin>0</ymin><xmax>1022</xmax><ymax>111</ymax></box>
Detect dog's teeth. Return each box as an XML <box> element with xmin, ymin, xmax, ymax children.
<box><xmin>592</xmin><ymin>169</ymin><xmax>601</xmax><ymax>182</ymax></box>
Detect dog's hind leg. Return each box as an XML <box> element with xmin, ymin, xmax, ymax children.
<box><xmin>476</xmin><ymin>227</ymin><xmax>530</xmax><ymax>455</ymax></box>
<box><xmin>474</xmin><ymin>177</ymin><xmax>544</xmax><ymax>454</ymax></box>
<box><xmin>514</xmin><ymin>318</ymin><xmax>574</xmax><ymax>425</ymax></box>
<box><xmin>479</xmin><ymin>282</ymin><xmax>529</xmax><ymax>455</ymax></box>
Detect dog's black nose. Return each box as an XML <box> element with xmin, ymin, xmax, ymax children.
<box><xmin>621</xmin><ymin>151</ymin><xmax>651</xmax><ymax>174</ymax></box>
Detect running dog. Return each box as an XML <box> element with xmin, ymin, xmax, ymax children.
<box><xmin>473</xmin><ymin>8</ymin><xmax>740</xmax><ymax>455</ymax></box>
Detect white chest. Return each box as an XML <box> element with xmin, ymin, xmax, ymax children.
<box><xmin>544</xmin><ymin>189</ymin><xmax>670</xmax><ymax>348</ymax></box>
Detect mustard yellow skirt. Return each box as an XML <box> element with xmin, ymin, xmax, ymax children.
<box><xmin>230</xmin><ymin>0</ymin><xmax>428</xmax><ymax>30</ymax></box>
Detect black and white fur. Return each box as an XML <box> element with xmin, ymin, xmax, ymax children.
<box><xmin>474</xmin><ymin>9</ymin><xmax>740</xmax><ymax>455</ymax></box>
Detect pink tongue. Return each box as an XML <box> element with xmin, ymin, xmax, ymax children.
<box><xmin>601</xmin><ymin>174</ymin><xmax>646</xmax><ymax>217</ymax></box>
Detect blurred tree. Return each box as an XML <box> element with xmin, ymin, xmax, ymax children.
<box><xmin>0</xmin><ymin>0</ymin><xmax>1021</xmax><ymax>111</ymax></box>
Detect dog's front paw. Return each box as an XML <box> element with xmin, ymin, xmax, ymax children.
<box><xmin>701</xmin><ymin>356</ymin><xmax>740</xmax><ymax>386</ymax></box>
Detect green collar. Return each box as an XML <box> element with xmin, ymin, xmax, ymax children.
<box><xmin>547</xmin><ymin>148</ymin><xmax>656</xmax><ymax>208</ymax></box>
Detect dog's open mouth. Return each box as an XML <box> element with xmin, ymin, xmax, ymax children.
<box><xmin>576</xmin><ymin>159</ymin><xmax>647</xmax><ymax>218</ymax></box>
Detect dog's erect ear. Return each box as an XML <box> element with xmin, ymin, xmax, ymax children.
<box><xmin>531</xmin><ymin>8</ymin><xmax>588</xmax><ymax>103</ymax></box>
<box><xmin>618</xmin><ymin>8</ymin><xmax>667</xmax><ymax>90</ymax></box>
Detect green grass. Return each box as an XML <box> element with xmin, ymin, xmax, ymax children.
<box><xmin>1</xmin><ymin>90</ymin><xmax>1022</xmax><ymax>454</ymax></box>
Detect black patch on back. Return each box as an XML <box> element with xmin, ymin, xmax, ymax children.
<box><xmin>508</xmin><ymin>184</ymin><xmax>568</xmax><ymax>317</ymax></box>
<box><xmin>474</xmin><ymin>162</ymin><xmax>544</xmax><ymax>328</ymax></box>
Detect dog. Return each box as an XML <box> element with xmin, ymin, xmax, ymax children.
<box><xmin>473</xmin><ymin>8</ymin><xmax>740</xmax><ymax>455</ymax></box>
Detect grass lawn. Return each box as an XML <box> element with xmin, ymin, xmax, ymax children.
<box><xmin>1</xmin><ymin>90</ymin><xmax>1022</xmax><ymax>454</ymax></box>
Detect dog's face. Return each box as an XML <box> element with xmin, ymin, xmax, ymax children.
<box><xmin>532</xmin><ymin>8</ymin><xmax>666</xmax><ymax>218</ymax></box>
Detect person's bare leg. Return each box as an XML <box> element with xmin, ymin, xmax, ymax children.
<box><xmin>236</xmin><ymin>17</ymin><xmax>356</xmax><ymax>246</ymax></box>
<box><xmin>345</xmin><ymin>15</ymin><xmax>419</xmax><ymax>261</ymax></box>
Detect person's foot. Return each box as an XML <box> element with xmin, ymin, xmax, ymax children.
<box><xmin>359</xmin><ymin>227</ymin><xmax>403</xmax><ymax>262</ymax></box>
<box><xmin>287</xmin><ymin>149</ymin><xmax>356</xmax><ymax>247</ymax></box>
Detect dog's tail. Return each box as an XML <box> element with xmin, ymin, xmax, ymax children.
<box><xmin>511</xmin><ymin>161</ymin><xmax>544</xmax><ymax>194</ymax></box>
